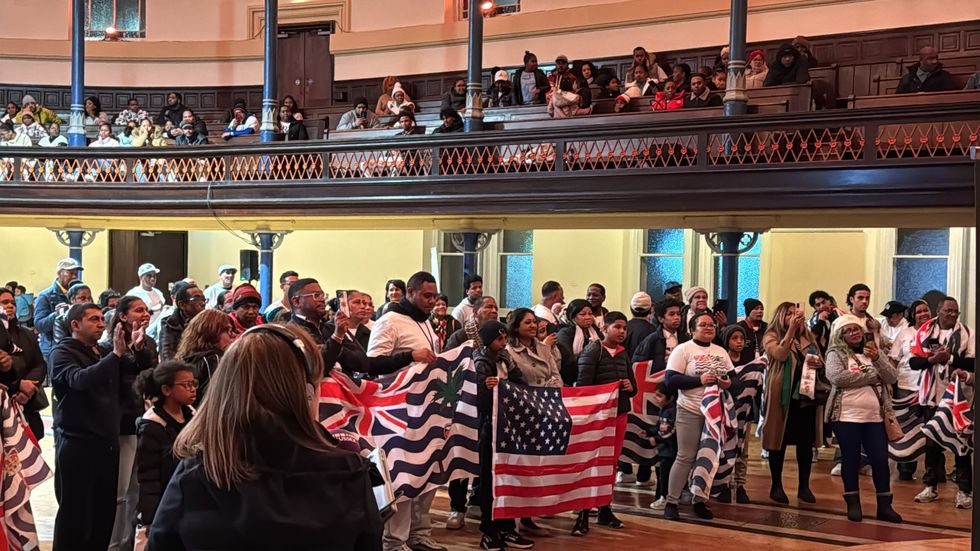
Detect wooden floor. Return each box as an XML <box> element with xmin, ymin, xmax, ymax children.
<box><xmin>426</xmin><ymin>445</ymin><xmax>972</xmax><ymax>551</ymax></box>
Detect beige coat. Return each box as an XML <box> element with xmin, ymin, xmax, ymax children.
<box><xmin>761</xmin><ymin>330</ymin><xmax>820</xmax><ymax>450</ymax></box>
<box><xmin>507</xmin><ymin>339</ymin><xmax>562</xmax><ymax>388</ymax></box>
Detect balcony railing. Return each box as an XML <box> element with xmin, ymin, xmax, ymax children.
<box><xmin>0</xmin><ymin>103</ymin><xmax>976</xmax><ymax>217</ymax></box>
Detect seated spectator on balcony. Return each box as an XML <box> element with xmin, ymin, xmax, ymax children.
<box><xmin>745</xmin><ymin>49</ymin><xmax>769</xmax><ymax>89</ymax></box>
<box><xmin>432</xmin><ymin>109</ymin><xmax>463</xmax><ymax>133</ymax></box>
<box><xmin>699</xmin><ymin>65</ymin><xmax>717</xmax><ymax>90</ymax></box>
<box><xmin>0</xmin><ymin>121</ymin><xmax>31</xmax><ymax>147</ymax></box>
<box><xmin>626</xmin><ymin>64</ymin><xmax>658</xmax><ymax>96</ymax></box>
<box><xmin>485</xmin><ymin>70</ymin><xmax>514</xmax><ymax>108</ymax></box>
<box><xmin>16</xmin><ymin>95</ymin><xmax>62</xmax><ymax>126</ymax></box>
<box><xmin>89</xmin><ymin>123</ymin><xmax>119</xmax><ymax>147</ymax></box>
<box><xmin>176</xmin><ymin>121</ymin><xmax>208</xmax><ymax>146</ymax></box>
<box><xmin>337</xmin><ymin>98</ymin><xmax>381</xmax><ymax>130</ymax></box>
<box><xmin>1</xmin><ymin>102</ymin><xmax>17</xmax><ymax>124</ymax></box>
<box><xmin>711</xmin><ymin>70</ymin><xmax>727</xmax><ymax>91</ymax></box>
<box><xmin>512</xmin><ymin>51</ymin><xmax>550</xmax><ymax>105</ymax></box>
<box><xmin>683</xmin><ymin>75</ymin><xmax>723</xmax><ymax>108</ymax></box>
<box><xmin>714</xmin><ymin>46</ymin><xmax>730</xmax><ymax>73</ymax></box>
<box><xmin>375</xmin><ymin>75</ymin><xmax>400</xmax><ymax>116</ymax></box>
<box><xmin>170</xmin><ymin>109</ymin><xmax>208</xmax><ymax>142</ymax></box>
<box><xmin>133</xmin><ymin>119</ymin><xmax>171</xmax><ymax>147</ymax></box>
<box><xmin>222</xmin><ymin>106</ymin><xmax>258</xmax><ymax>141</ymax></box>
<box><xmin>386</xmin><ymin>83</ymin><xmax>416</xmax><ymax>117</ymax></box>
<box><xmin>595</xmin><ymin>74</ymin><xmax>621</xmax><ymax>99</ymax></box>
<box><xmin>792</xmin><ymin>36</ymin><xmax>819</xmax><ymax>69</ymax></box>
<box><xmin>117</xmin><ymin>122</ymin><xmax>137</xmax><ymax>146</ymax></box>
<box><xmin>549</xmin><ymin>54</ymin><xmax>578</xmax><ymax>91</ymax></box>
<box><xmin>281</xmin><ymin>95</ymin><xmax>305</xmax><ymax>121</ymax></box>
<box><xmin>671</xmin><ymin>63</ymin><xmax>693</xmax><ymax>95</ymax></box>
<box><xmin>966</xmin><ymin>70</ymin><xmax>980</xmax><ymax>90</ymax></box>
<box><xmin>626</xmin><ymin>47</ymin><xmax>669</xmax><ymax>85</ymax></box>
<box><xmin>83</xmin><ymin>96</ymin><xmax>110</xmax><ymax>126</ymax></box>
<box><xmin>441</xmin><ymin>80</ymin><xmax>467</xmax><ymax>113</ymax></box>
<box><xmin>16</xmin><ymin>112</ymin><xmax>47</xmax><ymax>145</ymax></box>
<box><xmin>651</xmin><ymin>80</ymin><xmax>684</xmax><ymax>111</ymax></box>
<box><xmin>156</xmin><ymin>92</ymin><xmax>187</xmax><ymax>129</ymax></box>
<box><xmin>764</xmin><ymin>43</ymin><xmax>811</xmax><ymax>87</ymax></box>
<box><xmin>614</xmin><ymin>86</ymin><xmax>641</xmax><ymax>113</ymax></box>
<box><xmin>396</xmin><ymin>111</ymin><xmax>423</xmax><ymax>135</ymax></box>
<box><xmin>895</xmin><ymin>47</ymin><xmax>956</xmax><ymax>94</ymax></box>
<box><xmin>576</xmin><ymin>61</ymin><xmax>602</xmax><ymax>97</ymax></box>
<box><xmin>277</xmin><ymin>105</ymin><xmax>308</xmax><ymax>141</ymax></box>
<box><xmin>39</xmin><ymin>122</ymin><xmax>68</xmax><ymax>147</ymax></box>
<box><xmin>548</xmin><ymin>76</ymin><xmax>592</xmax><ymax>119</ymax></box>
<box><xmin>115</xmin><ymin>98</ymin><xmax>149</xmax><ymax>126</ymax></box>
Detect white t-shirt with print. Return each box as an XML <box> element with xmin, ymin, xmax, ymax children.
<box><xmin>838</xmin><ymin>353</ymin><xmax>882</xmax><ymax>423</ymax></box>
<box><xmin>666</xmin><ymin>340</ymin><xmax>734</xmax><ymax>415</ymax></box>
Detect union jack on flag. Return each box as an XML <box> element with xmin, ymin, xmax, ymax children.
<box><xmin>318</xmin><ymin>345</ymin><xmax>481</xmax><ymax>501</ymax></box>
<box><xmin>922</xmin><ymin>377</ymin><xmax>974</xmax><ymax>457</ymax></box>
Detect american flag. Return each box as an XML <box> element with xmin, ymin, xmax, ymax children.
<box><xmin>922</xmin><ymin>377</ymin><xmax>974</xmax><ymax>457</ymax></box>
<box><xmin>318</xmin><ymin>346</ymin><xmax>481</xmax><ymax>501</ymax></box>
<box><xmin>491</xmin><ymin>380</ymin><xmax>620</xmax><ymax>519</ymax></box>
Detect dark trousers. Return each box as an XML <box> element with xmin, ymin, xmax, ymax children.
<box><xmin>923</xmin><ymin>440</ymin><xmax>973</xmax><ymax>492</ymax></box>
<box><xmin>832</xmin><ymin>422</ymin><xmax>890</xmax><ymax>494</ymax></box>
<box><xmin>23</xmin><ymin>409</ymin><xmax>44</xmax><ymax>442</ymax></box>
<box><xmin>54</xmin><ymin>436</ymin><xmax>119</xmax><ymax>551</ymax></box>
<box><xmin>655</xmin><ymin>457</ymin><xmax>675</xmax><ymax>499</ymax></box>
<box><xmin>478</xmin><ymin>423</ymin><xmax>515</xmax><ymax>537</ymax></box>
<box><xmin>449</xmin><ymin>478</ymin><xmax>469</xmax><ymax>512</ymax></box>
<box><xmin>617</xmin><ymin>461</ymin><xmax>653</xmax><ymax>482</ymax></box>
<box><xmin>768</xmin><ymin>445</ymin><xmax>813</xmax><ymax>489</ymax></box>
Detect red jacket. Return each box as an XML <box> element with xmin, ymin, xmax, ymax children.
<box><xmin>651</xmin><ymin>92</ymin><xmax>683</xmax><ymax>111</ymax></box>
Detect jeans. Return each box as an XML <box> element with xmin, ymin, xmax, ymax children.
<box><xmin>667</xmin><ymin>407</ymin><xmax>705</xmax><ymax>505</ymax></box>
<box><xmin>655</xmin><ymin>457</ymin><xmax>675</xmax><ymax>499</ymax></box>
<box><xmin>832</xmin><ymin>421</ymin><xmax>890</xmax><ymax>494</ymax></box>
<box><xmin>109</xmin><ymin>435</ymin><xmax>138</xmax><ymax>551</ymax></box>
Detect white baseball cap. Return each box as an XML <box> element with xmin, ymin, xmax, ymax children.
<box><xmin>56</xmin><ymin>258</ymin><xmax>83</xmax><ymax>272</ymax></box>
<box><xmin>138</xmin><ymin>263</ymin><xmax>160</xmax><ymax>277</ymax></box>
<box><xmin>217</xmin><ymin>264</ymin><xmax>237</xmax><ymax>275</ymax></box>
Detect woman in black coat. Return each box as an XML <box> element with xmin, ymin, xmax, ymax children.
<box><xmin>0</xmin><ymin>287</ymin><xmax>48</xmax><ymax>440</ymax></box>
<box><xmin>511</xmin><ymin>51</ymin><xmax>551</xmax><ymax>105</ymax></box>
<box><xmin>556</xmin><ymin>299</ymin><xmax>604</xmax><ymax>386</ymax></box>
<box><xmin>764</xmin><ymin>43</ymin><xmax>811</xmax><ymax>86</ymax></box>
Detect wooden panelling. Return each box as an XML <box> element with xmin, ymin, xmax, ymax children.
<box><xmin>0</xmin><ymin>85</ymin><xmax>263</xmax><ymax>114</ymax></box>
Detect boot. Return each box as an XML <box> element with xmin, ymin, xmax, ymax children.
<box><xmin>843</xmin><ymin>492</ymin><xmax>862</xmax><ymax>522</ymax></box>
<box><xmin>875</xmin><ymin>493</ymin><xmax>903</xmax><ymax>523</ymax></box>
<box><xmin>769</xmin><ymin>482</ymin><xmax>789</xmax><ymax>504</ymax></box>
<box><xmin>714</xmin><ymin>486</ymin><xmax>732</xmax><ymax>503</ymax></box>
<box><xmin>797</xmin><ymin>486</ymin><xmax>816</xmax><ymax>503</ymax></box>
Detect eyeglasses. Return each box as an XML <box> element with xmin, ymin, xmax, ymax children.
<box><xmin>695</xmin><ymin>323</ymin><xmax>716</xmax><ymax>328</ymax></box>
<box><xmin>172</xmin><ymin>380</ymin><xmax>199</xmax><ymax>390</ymax></box>
<box><xmin>185</xmin><ymin>296</ymin><xmax>204</xmax><ymax>302</ymax></box>
<box><xmin>297</xmin><ymin>292</ymin><xmax>326</xmax><ymax>300</ymax></box>
<box><xmin>842</xmin><ymin>327</ymin><xmax>863</xmax><ymax>335</ymax></box>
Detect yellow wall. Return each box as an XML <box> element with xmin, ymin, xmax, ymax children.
<box><xmin>0</xmin><ymin>228</ymin><xmax>109</xmax><ymax>296</ymax></box>
<box><xmin>531</xmin><ymin>230</ymin><xmax>628</xmax><ymax>313</ymax></box>
<box><xmin>759</xmin><ymin>230</ymin><xmax>867</xmax><ymax>317</ymax></box>
<box><xmin>186</xmin><ymin>230</ymin><xmax>427</xmax><ymax>299</ymax></box>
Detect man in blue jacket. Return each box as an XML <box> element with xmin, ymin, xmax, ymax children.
<box><xmin>34</xmin><ymin>258</ymin><xmax>82</xmax><ymax>363</ymax></box>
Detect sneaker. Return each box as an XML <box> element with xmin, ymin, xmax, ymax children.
<box><xmin>519</xmin><ymin>518</ymin><xmax>550</xmax><ymax>537</ymax></box>
<box><xmin>571</xmin><ymin>511</ymin><xmax>589</xmax><ymax>537</ymax></box>
<box><xmin>408</xmin><ymin>537</ymin><xmax>447</xmax><ymax>551</ymax></box>
<box><xmin>914</xmin><ymin>486</ymin><xmax>939</xmax><ymax>503</ymax></box>
<box><xmin>831</xmin><ymin>463</ymin><xmax>842</xmax><ymax>476</ymax></box>
<box><xmin>501</xmin><ymin>531</ymin><xmax>535</xmax><ymax>549</ymax></box>
<box><xmin>680</xmin><ymin>489</ymin><xmax>694</xmax><ymax>505</ymax></box>
<box><xmin>596</xmin><ymin>508</ymin><xmax>623</xmax><ymax>529</ymax></box>
<box><xmin>650</xmin><ymin>496</ymin><xmax>668</xmax><ymax>510</ymax></box>
<box><xmin>693</xmin><ymin>502</ymin><xmax>714</xmax><ymax>520</ymax></box>
<box><xmin>760</xmin><ymin>449</ymin><xmax>769</xmax><ymax>460</ymax></box>
<box><xmin>445</xmin><ymin>511</ymin><xmax>464</xmax><ymax>530</ymax></box>
<box><xmin>664</xmin><ymin>502</ymin><xmax>680</xmax><ymax>521</ymax></box>
<box><xmin>480</xmin><ymin>534</ymin><xmax>506</xmax><ymax>551</ymax></box>
<box><xmin>635</xmin><ymin>478</ymin><xmax>656</xmax><ymax>488</ymax></box>
<box><xmin>617</xmin><ymin>472</ymin><xmax>637</xmax><ymax>485</ymax></box>
<box><xmin>955</xmin><ymin>491</ymin><xmax>973</xmax><ymax>509</ymax></box>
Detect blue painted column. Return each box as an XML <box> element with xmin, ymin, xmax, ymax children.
<box><xmin>463</xmin><ymin>0</ymin><xmax>484</xmax><ymax>132</ymax></box>
<box><xmin>717</xmin><ymin>232</ymin><xmax>741</xmax><ymax>322</ymax></box>
<box><xmin>723</xmin><ymin>0</ymin><xmax>749</xmax><ymax>117</ymax></box>
<box><xmin>259</xmin><ymin>0</ymin><xmax>279</xmax><ymax>142</ymax></box>
<box><xmin>68</xmin><ymin>0</ymin><xmax>86</xmax><ymax>146</ymax></box>
<box><xmin>256</xmin><ymin>233</ymin><xmax>275</xmax><ymax>310</ymax></box>
<box><xmin>66</xmin><ymin>231</ymin><xmax>85</xmax><ymax>266</ymax></box>
<box><xmin>462</xmin><ymin>232</ymin><xmax>480</xmax><ymax>276</ymax></box>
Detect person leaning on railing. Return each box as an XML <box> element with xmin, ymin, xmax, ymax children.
<box><xmin>0</xmin><ymin>121</ymin><xmax>32</xmax><ymax>181</ymax></box>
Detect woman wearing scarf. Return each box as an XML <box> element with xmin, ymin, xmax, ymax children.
<box><xmin>825</xmin><ymin>314</ymin><xmax>902</xmax><ymax>523</ymax></box>
<box><xmin>761</xmin><ymin>302</ymin><xmax>823</xmax><ymax>504</ymax></box>
<box><xmin>886</xmin><ymin>299</ymin><xmax>932</xmax><ymax>479</ymax></box>
<box><xmin>429</xmin><ymin>294</ymin><xmax>461</xmax><ymax>351</ymax></box>
<box><xmin>745</xmin><ymin>49</ymin><xmax>769</xmax><ymax>89</ymax></box>
<box><xmin>764</xmin><ymin>43</ymin><xmax>811</xmax><ymax>87</ymax></box>
<box><xmin>661</xmin><ymin>313</ymin><xmax>734</xmax><ymax>521</ymax></box>
<box><xmin>556</xmin><ymin>299</ymin><xmax>603</xmax><ymax>385</ymax></box>
<box><xmin>908</xmin><ymin>296</ymin><xmax>975</xmax><ymax>508</ymax></box>
<box><xmin>386</xmin><ymin>83</ymin><xmax>416</xmax><ymax>122</ymax></box>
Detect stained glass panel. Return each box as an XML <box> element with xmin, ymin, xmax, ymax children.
<box><xmin>713</xmin><ymin>255</ymin><xmax>761</xmax><ymax>314</ymax></box>
<box><xmin>641</xmin><ymin>256</ymin><xmax>684</xmax><ymax>302</ymax></box>
<box><xmin>645</xmin><ymin>229</ymin><xmax>685</xmax><ymax>255</ymax></box>
<box><xmin>500</xmin><ymin>255</ymin><xmax>533</xmax><ymax>309</ymax></box>
<box><xmin>896</xmin><ymin>229</ymin><xmax>949</xmax><ymax>256</ymax></box>
<box><xmin>893</xmin><ymin>258</ymin><xmax>948</xmax><ymax>305</ymax></box>
<box><xmin>502</xmin><ymin>230</ymin><xmax>533</xmax><ymax>254</ymax></box>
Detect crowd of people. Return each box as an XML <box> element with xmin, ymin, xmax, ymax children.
<box><xmin>0</xmin><ymin>251</ymin><xmax>972</xmax><ymax>550</ymax></box>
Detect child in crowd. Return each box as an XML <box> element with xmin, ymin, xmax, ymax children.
<box><xmin>649</xmin><ymin>388</ymin><xmax>678</xmax><ymax>510</ymax></box>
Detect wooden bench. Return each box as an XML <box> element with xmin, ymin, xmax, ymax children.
<box><xmin>847</xmin><ymin>88</ymin><xmax>980</xmax><ymax>109</ymax></box>
<box><xmin>744</xmin><ymin>83</ymin><xmax>813</xmax><ymax>112</ymax></box>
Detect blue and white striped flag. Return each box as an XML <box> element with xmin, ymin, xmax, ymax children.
<box><xmin>318</xmin><ymin>345</ymin><xmax>481</xmax><ymax>501</ymax></box>
<box><xmin>922</xmin><ymin>378</ymin><xmax>974</xmax><ymax>457</ymax></box>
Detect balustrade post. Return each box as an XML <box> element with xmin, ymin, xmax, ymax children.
<box><xmin>431</xmin><ymin>146</ymin><xmax>441</xmax><ymax>176</ymax></box>
<box><xmin>554</xmin><ymin>140</ymin><xmax>565</xmax><ymax>173</ymax></box>
<box><xmin>68</xmin><ymin>0</ymin><xmax>86</xmax><ymax>147</ymax></box>
<box><xmin>863</xmin><ymin>124</ymin><xmax>878</xmax><ymax>162</ymax></box>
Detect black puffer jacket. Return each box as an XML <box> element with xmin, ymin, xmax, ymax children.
<box><xmin>99</xmin><ymin>336</ymin><xmax>158</xmax><ymax>435</ymax></box>
<box><xmin>136</xmin><ymin>405</ymin><xmax>193</xmax><ymax>525</ymax></box>
<box><xmin>895</xmin><ymin>62</ymin><xmax>956</xmax><ymax>94</ymax></box>
<box><xmin>159</xmin><ymin>309</ymin><xmax>192</xmax><ymax>362</ymax></box>
<box><xmin>576</xmin><ymin>341</ymin><xmax>637</xmax><ymax>415</ymax></box>
<box><xmin>473</xmin><ymin>346</ymin><xmax>526</xmax><ymax>420</ymax></box>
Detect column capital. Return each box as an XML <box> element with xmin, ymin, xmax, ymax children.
<box><xmin>48</xmin><ymin>228</ymin><xmax>102</xmax><ymax>248</ymax></box>
<box><xmin>697</xmin><ymin>230</ymin><xmax>763</xmax><ymax>255</ymax></box>
<box><xmin>249</xmin><ymin>231</ymin><xmax>291</xmax><ymax>252</ymax></box>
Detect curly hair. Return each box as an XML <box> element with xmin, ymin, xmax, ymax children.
<box><xmin>176</xmin><ymin>309</ymin><xmax>231</xmax><ymax>361</ymax></box>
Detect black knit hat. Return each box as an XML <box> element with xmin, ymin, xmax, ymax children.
<box><xmin>478</xmin><ymin>320</ymin><xmax>507</xmax><ymax>348</ymax></box>
<box><xmin>743</xmin><ymin>298</ymin><xmax>763</xmax><ymax>316</ymax></box>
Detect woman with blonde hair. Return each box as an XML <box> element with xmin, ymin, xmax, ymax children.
<box><xmin>761</xmin><ymin>301</ymin><xmax>824</xmax><ymax>504</ymax></box>
<box><xmin>148</xmin><ymin>325</ymin><xmax>383</xmax><ymax>550</ymax></box>
<box><xmin>175</xmin><ymin>309</ymin><xmax>234</xmax><ymax>406</ymax></box>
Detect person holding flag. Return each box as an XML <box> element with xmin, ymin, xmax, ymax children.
<box><xmin>909</xmin><ymin>296</ymin><xmax>974</xmax><ymax>509</ymax></box>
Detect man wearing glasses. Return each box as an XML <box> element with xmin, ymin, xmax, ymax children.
<box><xmin>158</xmin><ymin>283</ymin><xmax>206</xmax><ymax>362</ymax></box>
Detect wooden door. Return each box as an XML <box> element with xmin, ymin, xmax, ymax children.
<box><xmin>277</xmin><ymin>26</ymin><xmax>334</xmax><ymax>108</ymax></box>
<box><xmin>277</xmin><ymin>30</ymin><xmax>307</xmax><ymax>105</ymax></box>
<box><xmin>108</xmin><ymin>230</ymin><xmax>188</xmax><ymax>299</ymax></box>
<box><xmin>303</xmin><ymin>29</ymin><xmax>333</xmax><ymax>107</ymax></box>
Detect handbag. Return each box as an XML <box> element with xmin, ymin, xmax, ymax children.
<box><xmin>872</xmin><ymin>384</ymin><xmax>904</xmax><ymax>442</ymax></box>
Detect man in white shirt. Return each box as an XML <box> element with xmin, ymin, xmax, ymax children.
<box><xmin>451</xmin><ymin>274</ymin><xmax>483</xmax><ymax>326</ymax></box>
<box><xmin>877</xmin><ymin>301</ymin><xmax>909</xmax><ymax>349</ymax></box>
<box><xmin>367</xmin><ymin>271</ymin><xmax>443</xmax><ymax>551</ymax></box>
<box><xmin>126</xmin><ymin>263</ymin><xmax>166</xmax><ymax>323</ymax></box>
<box><xmin>532</xmin><ymin>280</ymin><xmax>564</xmax><ymax>329</ymax></box>
<box><xmin>203</xmin><ymin>264</ymin><xmax>237</xmax><ymax>308</ymax></box>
